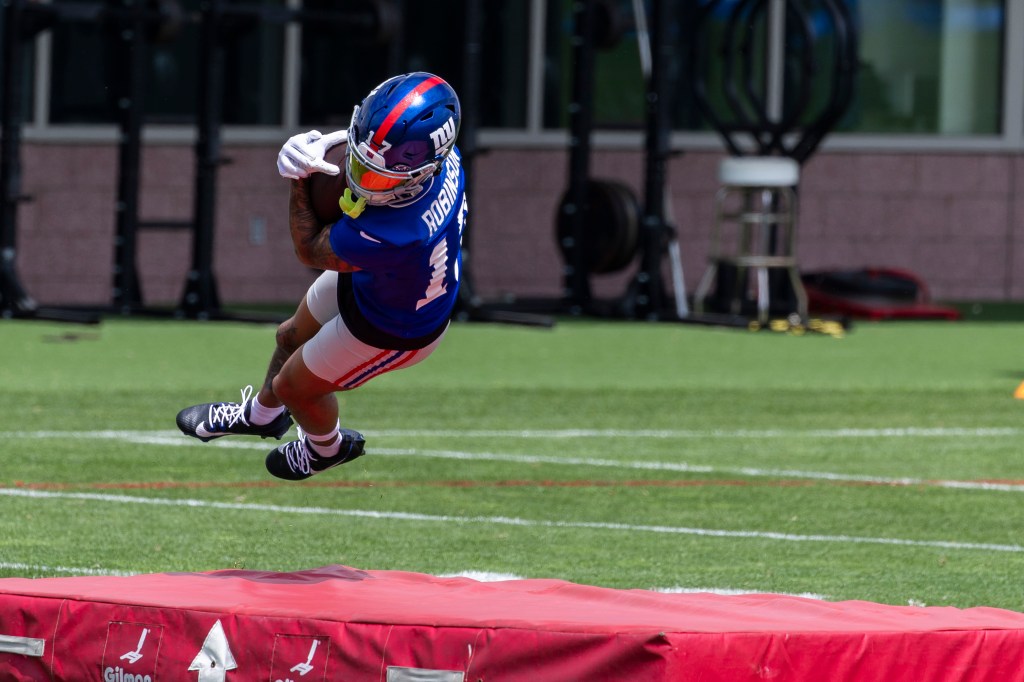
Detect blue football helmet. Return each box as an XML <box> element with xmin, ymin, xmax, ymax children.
<box><xmin>345</xmin><ymin>72</ymin><xmax>461</xmax><ymax>206</ymax></box>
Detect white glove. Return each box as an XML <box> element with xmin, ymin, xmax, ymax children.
<box><xmin>276</xmin><ymin>129</ymin><xmax>348</xmax><ymax>179</ymax></box>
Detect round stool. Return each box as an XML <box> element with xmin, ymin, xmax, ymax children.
<box><xmin>693</xmin><ymin>156</ymin><xmax>808</xmax><ymax>323</ymax></box>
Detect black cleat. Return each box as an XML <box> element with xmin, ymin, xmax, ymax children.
<box><xmin>265</xmin><ymin>428</ymin><xmax>366</xmax><ymax>481</ymax></box>
<box><xmin>176</xmin><ymin>386</ymin><xmax>292</xmax><ymax>442</ymax></box>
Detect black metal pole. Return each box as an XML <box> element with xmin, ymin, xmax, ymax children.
<box><xmin>633</xmin><ymin>0</ymin><xmax>673</xmax><ymax>320</ymax></box>
<box><xmin>110</xmin><ymin>0</ymin><xmax>149</xmax><ymax>312</ymax></box>
<box><xmin>561</xmin><ymin>0</ymin><xmax>596</xmax><ymax>314</ymax></box>
<box><xmin>0</xmin><ymin>0</ymin><xmax>36</xmax><ymax>316</ymax></box>
<box><xmin>449</xmin><ymin>0</ymin><xmax>553</xmax><ymax>328</ymax></box>
<box><xmin>178</xmin><ymin>0</ymin><xmax>225</xmax><ymax>319</ymax></box>
<box><xmin>454</xmin><ymin>0</ymin><xmax>482</xmax><ymax>317</ymax></box>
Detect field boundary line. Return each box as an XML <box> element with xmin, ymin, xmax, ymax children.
<box><xmin>2</xmin><ymin>487</ymin><xmax>1020</xmax><ymax>554</ymax></box>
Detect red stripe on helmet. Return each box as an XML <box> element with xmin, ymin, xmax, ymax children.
<box><xmin>370</xmin><ymin>75</ymin><xmax>445</xmax><ymax>150</ymax></box>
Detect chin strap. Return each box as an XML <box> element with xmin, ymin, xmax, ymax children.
<box><xmin>339</xmin><ymin>188</ymin><xmax>367</xmax><ymax>219</ymax></box>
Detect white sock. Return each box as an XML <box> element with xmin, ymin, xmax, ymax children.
<box><xmin>306</xmin><ymin>422</ymin><xmax>341</xmax><ymax>458</ymax></box>
<box><xmin>248</xmin><ymin>394</ymin><xmax>285</xmax><ymax>425</ymax></box>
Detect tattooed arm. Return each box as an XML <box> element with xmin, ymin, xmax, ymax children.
<box><xmin>288</xmin><ymin>178</ymin><xmax>360</xmax><ymax>273</ymax></box>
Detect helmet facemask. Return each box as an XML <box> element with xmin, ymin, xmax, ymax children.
<box><xmin>345</xmin><ymin>105</ymin><xmax>443</xmax><ymax>207</ymax></box>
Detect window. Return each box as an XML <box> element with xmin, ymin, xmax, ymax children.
<box><xmin>849</xmin><ymin>0</ymin><xmax>1003</xmax><ymax>134</ymax></box>
<box><xmin>545</xmin><ymin>0</ymin><xmax>1005</xmax><ymax>138</ymax></box>
<box><xmin>0</xmin><ymin>5</ymin><xmax>36</xmax><ymax>124</ymax></box>
<box><xmin>37</xmin><ymin>0</ymin><xmax>527</xmax><ymax>130</ymax></box>
<box><xmin>300</xmin><ymin>0</ymin><xmax>529</xmax><ymax>129</ymax></box>
<box><xmin>298</xmin><ymin>0</ymin><xmax>396</xmax><ymax>129</ymax></box>
<box><xmin>48</xmin><ymin>0</ymin><xmax>285</xmax><ymax>125</ymax></box>
<box><xmin>689</xmin><ymin>0</ymin><xmax>1005</xmax><ymax>137</ymax></box>
<box><xmin>543</xmin><ymin>0</ymin><xmax>649</xmax><ymax>130</ymax></box>
<box><xmin>3</xmin><ymin>0</ymin><xmax>1014</xmax><ymax>144</ymax></box>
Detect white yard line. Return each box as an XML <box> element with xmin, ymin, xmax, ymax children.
<box><xmin>367</xmin><ymin>448</ymin><xmax>1024</xmax><ymax>492</ymax></box>
<box><xmin>439</xmin><ymin>572</ymin><xmax>828</xmax><ymax>600</ymax></box>
<box><xmin>0</xmin><ymin>561</ymin><xmax>135</xmax><ymax>577</ymax></box>
<box><xmin>652</xmin><ymin>586</ymin><xmax>827</xmax><ymax>600</ymax></box>
<box><xmin>5</xmin><ymin>427</ymin><xmax>1020</xmax><ymax>440</ymax></box>
<box><xmin>367</xmin><ymin>427</ymin><xmax>1023</xmax><ymax>439</ymax></box>
<box><xmin>0</xmin><ymin>563</ymin><xmax>828</xmax><ymax>600</ymax></box>
<box><xmin>5</xmin><ymin>429</ymin><xmax>1023</xmax><ymax>492</ymax></box>
<box><xmin>0</xmin><ymin>428</ymin><xmax>1000</xmax><ymax>601</ymax></box>
<box><xmin>1</xmin><ymin>487</ymin><xmax>1020</xmax><ymax>554</ymax></box>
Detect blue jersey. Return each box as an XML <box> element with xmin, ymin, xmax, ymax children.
<box><xmin>328</xmin><ymin>147</ymin><xmax>466</xmax><ymax>339</ymax></box>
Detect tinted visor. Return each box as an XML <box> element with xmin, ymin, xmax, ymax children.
<box><xmin>347</xmin><ymin>153</ymin><xmax>408</xmax><ymax>191</ymax></box>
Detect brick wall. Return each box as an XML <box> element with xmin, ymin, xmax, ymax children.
<box><xmin>11</xmin><ymin>143</ymin><xmax>1023</xmax><ymax>308</ymax></box>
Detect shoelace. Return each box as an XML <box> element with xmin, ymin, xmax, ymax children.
<box><xmin>282</xmin><ymin>429</ymin><xmax>315</xmax><ymax>475</ymax></box>
<box><xmin>207</xmin><ymin>385</ymin><xmax>253</xmax><ymax>428</ymax></box>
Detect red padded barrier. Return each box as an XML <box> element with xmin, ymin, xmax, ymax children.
<box><xmin>1</xmin><ymin>565</ymin><xmax>1023</xmax><ymax>681</ymax></box>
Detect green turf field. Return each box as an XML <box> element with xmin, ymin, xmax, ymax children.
<box><xmin>1</xmin><ymin>316</ymin><xmax>1023</xmax><ymax>611</ymax></box>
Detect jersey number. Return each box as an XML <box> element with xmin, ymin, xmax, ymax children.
<box><xmin>416</xmin><ymin>238</ymin><xmax>449</xmax><ymax>310</ymax></box>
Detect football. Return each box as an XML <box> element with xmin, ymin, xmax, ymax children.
<box><xmin>308</xmin><ymin>142</ymin><xmax>349</xmax><ymax>225</ymax></box>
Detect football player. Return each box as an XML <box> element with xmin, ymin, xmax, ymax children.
<box><xmin>176</xmin><ymin>72</ymin><xmax>466</xmax><ymax>480</ymax></box>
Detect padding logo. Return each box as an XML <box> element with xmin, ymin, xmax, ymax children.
<box><xmin>270</xmin><ymin>634</ymin><xmax>330</xmax><ymax>681</ymax></box>
<box><xmin>102</xmin><ymin>622</ymin><xmax>162</xmax><ymax>682</ymax></box>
